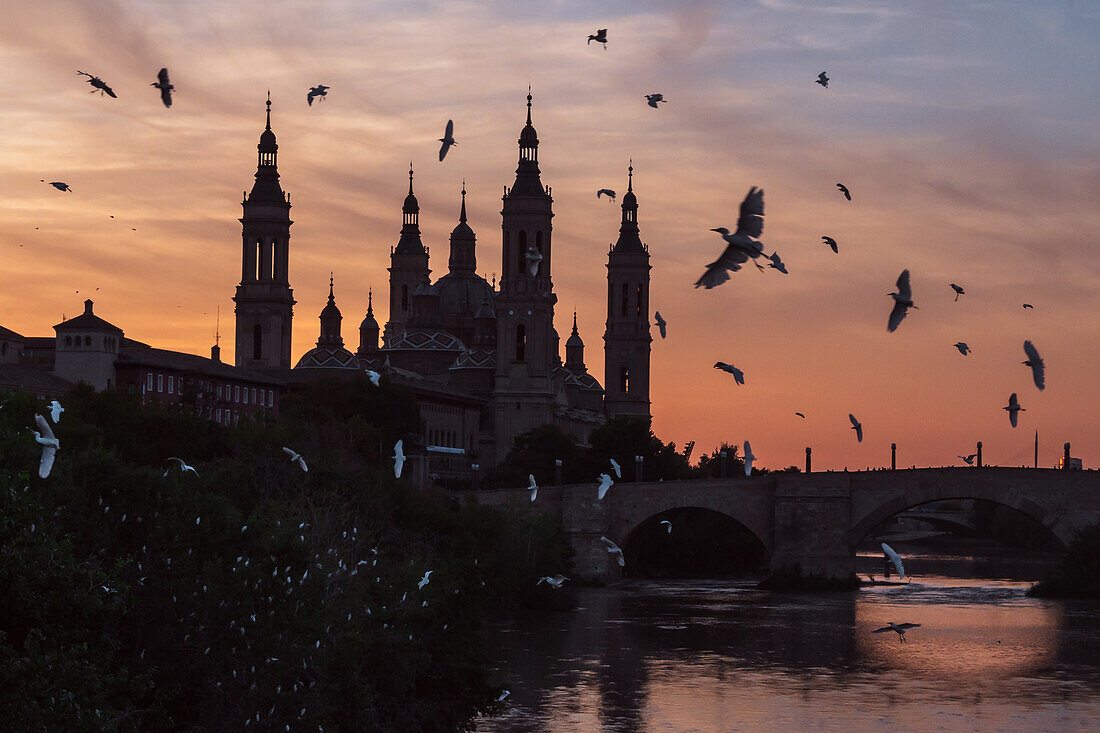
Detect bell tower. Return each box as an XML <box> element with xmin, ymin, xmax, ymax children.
<box><xmin>603</xmin><ymin>163</ymin><xmax>652</xmax><ymax>418</ymax></box>
<box><xmin>385</xmin><ymin>164</ymin><xmax>430</xmax><ymax>345</ymax></box>
<box><xmin>233</xmin><ymin>94</ymin><xmax>295</xmax><ymax>370</ymax></box>
<box><xmin>493</xmin><ymin>91</ymin><xmax>557</xmax><ymax>462</ymax></box>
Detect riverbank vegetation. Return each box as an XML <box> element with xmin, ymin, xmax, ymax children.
<box><xmin>0</xmin><ymin>382</ymin><xmax>570</xmax><ymax>731</ymax></box>
<box><xmin>1027</xmin><ymin>523</ymin><xmax>1100</xmax><ymax>599</ymax></box>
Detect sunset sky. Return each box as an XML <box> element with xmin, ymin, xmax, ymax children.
<box><xmin>2</xmin><ymin>0</ymin><xmax>1097</xmax><ymax>471</ymax></box>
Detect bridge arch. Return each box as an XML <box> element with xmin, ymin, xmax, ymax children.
<box><xmin>848</xmin><ymin>481</ymin><xmax>1070</xmax><ymax>550</ymax></box>
<box><xmin>619</xmin><ymin>506</ymin><xmax>770</xmax><ymax>577</ymax></box>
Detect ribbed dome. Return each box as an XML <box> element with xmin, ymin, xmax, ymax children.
<box><xmin>434</xmin><ymin>273</ymin><xmax>494</xmax><ymax>317</ymax></box>
<box><xmin>566</xmin><ymin>329</ymin><xmax>584</xmax><ymax>348</ymax></box>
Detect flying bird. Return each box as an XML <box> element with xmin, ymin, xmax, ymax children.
<box><xmin>836</xmin><ymin>183</ymin><xmax>851</xmax><ymax>201</ymax></box>
<box><xmin>821</xmin><ymin>235</ymin><xmax>838</xmax><ymax>253</ymax></box>
<box><xmin>1022</xmin><ymin>303</ymin><xmax>1034</xmax><ymax>309</ymax></box>
<box><xmin>714</xmin><ymin>362</ymin><xmax>745</xmax><ymax>385</ymax></box>
<box><xmin>525</xmin><ymin>244</ymin><xmax>542</xmax><ymax>276</ymax></box>
<box><xmin>954</xmin><ymin>342</ymin><xmax>970</xmax><ymax>355</ymax></box>
<box><xmin>42</xmin><ymin>180</ymin><xmax>71</xmax><ymax>192</ymax></box>
<box><xmin>163</xmin><ymin>457</ymin><xmax>198</xmax><ymax>477</ymax></box>
<box><xmin>306</xmin><ymin>85</ymin><xmax>329</xmax><ymax>106</ymax></box>
<box><xmin>644</xmin><ymin>93</ymin><xmax>666</xmax><ymax>108</ymax></box>
<box><xmin>949</xmin><ymin>283</ymin><xmax>965</xmax><ymax>301</ymax></box>
<box><xmin>417</xmin><ymin>571</ymin><xmax>432</xmax><ymax>589</ymax></box>
<box><xmin>659</xmin><ymin>520</ymin><xmax>672</xmax><ymax>534</ymax></box>
<box><xmin>587</xmin><ymin>28</ymin><xmax>607</xmax><ymax>47</ymax></box>
<box><xmin>600</xmin><ymin>536</ymin><xmax>625</xmax><ymax>566</ymax></box>
<box><xmin>766</xmin><ymin>251</ymin><xmax>788</xmax><ymax>274</ymax></box>
<box><xmin>1004</xmin><ymin>392</ymin><xmax>1024</xmax><ymax>428</ymax></box>
<box><xmin>438</xmin><ymin>119</ymin><xmax>456</xmax><ymax>161</ymax></box>
<box><xmin>881</xmin><ymin>542</ymin><xmax>906</xmax><ymax>579</ymax></box>
<box><xmin>795</xmin><ymin>412</ymin><xmax>806</xmax><ymax>418</ymax></box>
<box><xmin>597</xmin><ymin>473</ymin><xmax>614</xmax><ymax>501</ymax></box>
<box><xmin>743</xmin><ymin>440</ymin><xmax>755</xmax><ymax>476</ymax></box>
<box><xmin>497</xmin><ymin>690</ymin><xmax>510</xmax><ymax>702</ymax></box>
<box><xmin>958</xmin><ymin>454</ymin><xmax>976</xmax><ymax>465</ymax></box>
<box><xmin>538</xmin><ymin>574</ymin><xmax>569</xmax><ymax>589</ymax></box>
<box><xmin>76</xmin><ymin>70</ymin><xmax>116</xmax><ymax>98</ymax></box>
<box><xmin>849</xmin><ymin>413</ymin><xmax>863</xmax><ymax>442</ymax></box>
<box><xmin>887</xmin><ymin>269</ymin><xmax>917</xmax><ymax>332</ymax></box>
<box><xmin>364</xmin><ymin>369</ymin><xmax>381</xmax><ymax>386</ymax></box>
<box><xmin>282</xmin><ymin>447</ymin><xmax>308</xmax><ymax>472</ymax></box>
<box><xmin>527</xmin><ymin>474</ymin><xmax>538</xmax><ymax>502</ymax></box>
<box><xmin>393</xmin><ymin>440</ymin><xmax>405</xmax><ymax>478</ymax></box>
<box><xmin>695</xmin><ymin>186</ymin><xmax>766</xmax><ymax>289</ymax></box>
<box><xmin>48</xmin><ymin>400</ymin><xmax>64</xmax><ymax>423</ymax></box>
<box><xmin>609</xmin><ymin>458</ymin><xmax>621</xmax><ymax>478</ymax></box>
<box><xmin>32</xmin><ymin>413</ymin><xmax>59</xmax><ymax>479</ymax></box>
<box><xmin>653</xmin><ymin>311</ymin><xmax>667</xmax><ymax>338</ymax></box>
<box><xmin>1022</xmin><ymin>340</ymin><xmax>1045</xmax><ymax>390</ymax></box>
<box><xmin>816</xmin><ymin>71</ymin><xmax>829</xmax><ymax>88</ymax></box>
<box><xmin>597</xmin><ymin>189</ymin><xmax>616</xmax><ymax>200</ymax></box>
<box><xmin>152</xmin><ymin>68</ymin><xmax>173</xmax><ymax>107</ymax></box>
<box><xmin>873</xmin><ymin>622</ymin><xmax>920</xmax><ymax>642</ymax></box>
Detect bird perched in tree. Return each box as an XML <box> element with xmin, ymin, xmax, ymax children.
<box><xmin>958</xmin><ymin>454</ymin><xmax>976</xmax><ymax>465</ymax></box>
<box><xmin>588</xmin><ymin>28</ymin><xmax>607</xmax><ymax>47</ymax></box>
<box><xmin>393</xmin><ymin>440</ymin><xmax>405</xmax><ymax>478</ymax></box>
<box><xmin>822</xmin><ymin>235</ymin><xmax>838</xmax><ymax>253</ymax></box>
<box><xmin>696</xmin><ymin>187</ymin><xmax>766</xmax><ymax>288</ymax></box>
<box><xmin>525</xmin><ymin>243</ymin><xmax>543</xmax><ymax>276</ymax></box>
<box><xmin>849</xmin><ymin>413</ymin><xmax>863</xmax><ymax>442</ymax></box>
<box><xmin>1004</xmin><ymin>392</ymin><xmax>1024</xmax><ymax>427</ymax></box>
<box><xmin>836</xmin><ymin>182</ymin><xmax>851</xmax><ymax>200</ymax></box>
<box><xmin>538</xmin><ymin>574</ymin><xmax>569</xmax><ymax>588</ymax></box>
<box><xmin>600</xmin><ymin>536</ymin><xmax>625</xmax><ymax>566</ymax></box>
<box><xmin>282</xmin><ymin>447</ymin><xmax>308</xmax><ymax>472</ymax></box>
<box><xmin>949</xmin><ymin>283</ymin><xmax>965</xmax><ymax>301</ymax></box>
<box><xmin>954</xmin><ymin>342</ymin><xmax>970</xmax><ymax>355</ymax></box>
<box><xmin>48</xmin><ymin>400</ymin><xmax>64</xmax><ymax>423</ymax></box>
<box><xmin>163</xmin><ymin>457</ymin><xmax>198</xmax><ymax>477</ymax></box>
<box><xmin>597</xmin><ymin>189</ymin><xmax>616</xmax><ymax>200</ymax></box>
<box><xmin>364</xmin><ymin>369</ymin><xmax>381</xmax><ymax>386</ymax></box>
<box><xmin>887</xmin><ymin>269</ymin><xmax>917</xmax><ymax>332</ymax></box>
<box><xmin>527</xmin><ymin>474</ymin><xmax>538</xmax><ymax>502</ymax></box>
<box><xmin>653</xmin><ymin>311</ymin><xmax>667</xmax><ymax>338</ymax></box>
<box><xmin>816</xmin><ymin>71</ymin><xmax>829</xmax><ymax>88</ymax></box>
<box><xmin>306</xmin><ymin>85</ymin><xmax>329</xmax><ymax>106</ymax></box>
<box><xmin>42</xmin><ymin>180</ymin><xmax>71</xmax><ymax>192</ymax></box>
<box><xmin>609</xmin><ymin>458</ymin><xmax>621</xmax><ymax>478</ymax></box>
<box><xmin>32</xmin><ymin>414</ymin><xmax>59</xmax><ymax>479</ymax></box>
<box><xmin>659</xmin><ymin>520</ymin><xmax>672</xmax><ymax>534</ymax></box>
<box><xmin>743</xmin><ymin>440</ymin><xmax>755</xmax><ymax>476</ymax></box>
<box><xmin>873</xmin><ymin>622</ymin><xmax>920</xmax><ymax>642</ymax></box>
<box><xmin>714</xmin><ymin>362</ymin><xmax>745</xmax><ymax>384</ymax></box>
<box><xmin>77</xmin><ymin>70</ymin><xmax>116</xmax><ymax>97</ymax></box>
<box><xmin>766</xmin><ymin>251</ymin><xmax>788</xmax><ymax>274</ymax></box>
<box><xmin>597</xmin><ymin>473</ymin><xmax>614</xmax><ymax>500</ymax></box>
<box><xmin>1022</xmin><ymin>340</ymin><xmax>1045</xmax><ymax>390</ymax></box>
<box><xmin>152</xmin><ymin>68</ymin><xmax>173</xmax><ymax>107</ymax></box>
<box><xmin>438</xmin><ymin>119</ymin><xmax>456</xmax><ymax>161</ymax></box>
<box><xmin>645</xmin><ymin>93</ymin><xmax>667</xmax><ymax>108</ymax></box>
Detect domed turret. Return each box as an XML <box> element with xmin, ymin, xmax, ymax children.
<box><xmin>565</xmin><ymin>311</ymin><xmax>585</xmax><ymax>370</ymax></box>
<box><xmin>358</xmin><ymin>289</ymin><xmax>380</xmax><ymax>355</ymax></box>
<box><xmin>448</xmin><ymin>183</ymin><xmax>476</xmax><ymax>273</ymax></box>
<box><xmin>318</xmin><ymin>274</ymin><xmax>343</xmax><ymax>347</ymax></box>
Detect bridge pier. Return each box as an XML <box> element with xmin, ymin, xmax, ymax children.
<box><xmin>770</xmin><ymin>475</ymin><xmax>855</xmax><ymax>582</ymax></box>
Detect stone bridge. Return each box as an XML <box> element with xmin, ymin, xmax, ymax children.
<box><xmin>469</xmin><ymin>467</ymin><xmax>1100</xmax><ymax>582</ymax></box>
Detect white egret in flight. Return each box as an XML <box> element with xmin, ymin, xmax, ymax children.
<box><xmin>282</xmin><ymin>447</ymin><xmax>308</xmax><ymax>472</ymax></box>
<box><xmin>600</xmin><ymin>536</ymin><xmax>625</xmax><ymax>566</ymax></box>
<box><xmin>696</xmin><ymin>187</ymin><xmax>765</xmax><ymax>289</ymax></box>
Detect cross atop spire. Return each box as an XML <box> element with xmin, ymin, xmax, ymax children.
<box><xmin>628</xmin><ymin>159</ymin><xmax>633</xmax><ymax>193</ymax></box>
<box><xmin>266</xmin><ymin>90</ymin><xmax>271</xmax><ymax>130</ymax></box>
<box><xmin>460</xmin><ymin>180</ymin><xmax>467</xmax><ymax>222</ymax></box>
<box><xmin>408</xmin><ymin>161</ymin><xmax>414</xmax><ymax>195</ymax></box>
<box><xmin>367</xmin><ymin>288</ymin><xmax>373</xmax><ymax>315</ymax></box>
<box><xmin>328</xmin><ymin>272</ymin><xmax>335</xmax><ymax>303</ymax></box>
<box><xmin>572</xmin><ymin>310</ymin><xmax>578</xmax><ymax>335</ymax></box>
<box><xmin>526</xmin><ymin>85</ymin><xmax>532</xmax><ymax>125</ymax></box>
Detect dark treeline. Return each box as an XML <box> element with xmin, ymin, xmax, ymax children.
<box><xmin>1028</xmin><ymin>523</ymin><xmax>1100</xmax><ymax>599</ymax></box>
<box><xmin>0</xmin><ymin>379</ymin><xmax>570</xmax><ymax>732</ymax></box>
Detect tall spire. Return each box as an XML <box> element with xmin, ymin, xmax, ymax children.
<box><xmin>449</xmin><ymin>181</ymin><xmax>476</xmax><ymax>273</ymax></box>
<box><xmin>395</xmin><ymin>162</ymin><xmax>425</xmax><ymax>254</ymax></box>
<box><xmin>526</xmin><ymin>85</ymin><xmax>532</xmax><ymax>125</ymax></box>
<box><xmin>509</xmin><ymin>89</ymin><xmax>546</xmax><ymax>197</ymax></box>
<box><xmin>367</xmin><ymin>288</ymin><xmax>373</xmax><ymax>316</ymax></box>
<box><xmin>408</xmin><ymin>161</ymin><xmax>414</xmax><ymax>195</ymax></box>
<box><xmin>627</xmin><ymin>158</ymin><xmax>633</xmax><ymax>193</ymax></box>
<box><xmin>459</xmin><ymin>180</ymin><xmax>467</xmax><ymax>223</ymax></box>
<box><xmin>318</xmin><ymin>273</ymin><xmax>343</xmax><ymax>347</ymax></box>
<box><xmin>613</xmin><ymin>161</ymin><xmax>643</xmax><ymax>253</ymax></box>
<box><xmin>265</xmin><ymin>90</ymin><xmax>271</xmax><ymax>130</ymax></box>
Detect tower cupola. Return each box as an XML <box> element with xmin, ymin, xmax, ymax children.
<box><xmin>317</xmin><ymin>274</ymin><xmax>343</xmax><ymax>348</ymax></box>
<box><xmin>395</xmin><ymin>164</ymin><xmax>425</xmax><ymax>254</ymax></box>
<box><xmin>448</xmin><ymin>183</ymin><xmax>477</xmax><ymax>274</ymax></box>
<box><xmin>565</xmin><ymin>311</ymin><xmax>585</xmax><ymax>370</ymax></box>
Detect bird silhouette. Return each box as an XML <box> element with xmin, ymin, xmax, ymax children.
<box><xmin>1022</xmin><ymin>340</ymin><xmax>1045</xmax><ymax>390</ymax></box>
<box><xmin>152</xmin><ymin>68</ymin><xmax>173</xmax><ymax>107</ymax></box>
<box><xmin>714</xmin><ymin>362</ymin><xmax>745</xmax><ymax>385</ymax></box>
<box><xmin>42</xmin><ymin>180</ymin><xmax>71</xmax><ymax>192</ymax></box>
<box><xmin>795</xmin><ymin>412</ymin><xmax>806</xmax><ymax>418</ymax></box>
<box><xmin>597</xmin><ymin>189</ymin><xmax>616</xmax><ymax>200</ymax></box>
<box><xmin>306</xmin><ymin>85</ymin><xmax>329</xmax><ymax>106</ymax></box>
<box><xmin>822</xmin><ymin>235</ymin><xmax>838</xmax><ymax>253</ymax></box>
<box><xmin>609</xmin><ymin>458</ymin><xmax>621</xmax><ymax>478</ymax></box>
<box><xmin>816</xmin><ymin>71</ymin><xmax>829</xmax><ymax>88</ymax></box>
<box><xmin>836</xmin><ymin>182</ymin><xmax>851</xmax><ymax>200</ymax></box>
<box><xmin>849</xmin><ymin>413</ymin><xmax>863</xmax><ymax>442</ymax></box>
<box><xmin>954</xmin><ymin>342</ymin><xmax>970</xmax><ymax>355</ymax></box>
<box><xmin>1004</xmin><ymin>392</ymin><xmax>1024</xmax><ymax>428</ymax></box>
<box><xmin>597</xmin><ymin>473</ymin><xmax>614</xmax><ymax>500</ymax></box>
<box><xmin>393</xmin><ymin>440</ymin><xmax>405</xmax><ymax>478</ymax></box>
<box><xmin>949</xmin><ymin>283</ymin><xmax>965</xmax><ymax>301</ymax></box>
<box><xmin>887</xmin><ymin>269</ymin><xmax>917</xmax><ymax>332</ymax></box>
<box><xmin>537</xmin><ymin>574</ymin><xmax>569</xmax><ymax>588</ymax></box>
<box><xmin>696</xmin><ymin>186</ymin><xmax>766</xmax><ymax>288</ymax></box>
<box><xmin>1022</xmin><ymin>303</ymin><xmax>1034</xmax><ymax>309</ymax></box>
<box><xmin>32</xmin><ymin>414</ymin><xmax>59</xmax><ymax>479</ymax></box>
<box><xmin>281</xmin><ymin>447</ymin><xmax>308</xmax><ymax>472</ymax></box>
<box><xmin>77</xmin><ymin>70</ymin><xmax>116</xmax><ymax>97</ymax></box>
<box><xmin>653</xmin><ymin>311</ymin><xmax>667</xmax><ymax>338</ymax></box>
<box><xmin>600</xmin><ymin>536</ymin><xmax>625</xmax><ymax>566</ymax></box>
<box><xmin>587</xmin><ymin>28</ymin><xmax>607</xmax><ymax>47</ymax></box>
<box><xmin>958</xmin><ymin>454</ymin><xmax>976</xmax><ymax>465</ymax></box>
<box><xmin>766</xmin><ymin>251</ymin><xmax>788</xmax><ymax>274</ymax></box>
<box><xmin>364</xmin><ymin>369</ymin><xmax>381</xmax><ymax>386</ymax></box>
<box><xmin>525</xmin><ymin>244</ymin><xmax>543</xmax><ymax>276</ymax></box>
<box><xmin>417</xmin><ymin>570</ymin><xmax>432</xmax><ymax>589</ymax></box>
<box><xmin>48</xmin><ymin>400</ymin><xmax>64</xmax><ymax>423</ymax></box>
<box><xmin>881</xmin><ymin>543</ymin><xmax>906</xmax><ymax>579</ymax></box>
<box><xmin>743</xmin><ymin>440</ymin><xmax>755</xmax><ymax>476</ymax></box>
<box><xmin>527</xmin><ymin>474</ymin><xmax>538</xmax><ymax>502</ymax></box>
<box><xmin>873</xmin><ymin>622</ymin><xmax>920</xmax><ymax>642</ymax></box>
<box><xmin>438</xmin><ymin>119</ymin><xmax>456</xmax><ymax>161</ymax></box>
<box><xmin>163</xmin><ymin>457</ymin><xmax>198</xmax><ymax>477</ymax></box>
<box><xmin>645</xmin><ymin>93</ymin><xmax>666</xmax><ymax>108</ymax></box>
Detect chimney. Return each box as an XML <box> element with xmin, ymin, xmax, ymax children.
<box><xmin>211</xmin><ymin>344</ymin><xmax>221</xmax><ymax>362</ymax></box>
<box><xmin>84</xmin><ymin>299</ymin><xmax>94</xmax><ymax>315</ymax></box>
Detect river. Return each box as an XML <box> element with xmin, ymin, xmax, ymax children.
<box><xmin>476</xmin><ymin>552</ymin><xmax>1100</xmax><ymax>731</ymax></box>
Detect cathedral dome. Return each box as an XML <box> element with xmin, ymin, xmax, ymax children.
<box><xmin>433</xmin><ymin>273</ymin><xmax>494</xmax><ymax>319</ymax></box>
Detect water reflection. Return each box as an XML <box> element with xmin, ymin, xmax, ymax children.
<box><xmin>478</xmin><ymin>577</ymin><xmax>1100</xmax><ymax>732</ymax></box>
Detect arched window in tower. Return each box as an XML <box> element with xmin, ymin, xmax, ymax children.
<box><xmin>535</xmin><ymin>232</ymin><xmax>544</xmax><ymax>275</ymax></box>
<box><xmin>515</xmin><ymin>324</ymin><xmax>526</xmax><ymax>362</ymax></box>
<box><xmin>255</xmin><ymin>239</ymin><xmax>263</xmax><ymax>280</ymax></box>
<box><xmin>252</xmin><ymin>324</ymin><xmax>262</xmax><ymax>361</ymax></box>
<box><xmin>401</xmin><ymin>285</ymin><xmax>409</xmax><ymax>312</ymax></box>
<box><xmin>620</xmin><ymin>366</ymin><xmax>631</xmax><ymax>394</ymax></box>
<box><xmin>621</xmin><ymin>283</ymin><xmax>629</xmax><ymax>316</ymax></box>
<box><xmin>636</xmin><ymin>283</ymin><xmax>645</xmax><ymax>317</ymax></box>
<box><xmin>517</xmin><ymin>231</ymin><xmax>527</xmax><ymax>274</ymax></box>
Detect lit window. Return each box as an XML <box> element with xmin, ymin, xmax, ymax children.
<box><xmin>620</xmin><ymin>366</ymin><xmax>630</xmax><ymax>394</ymax></box>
